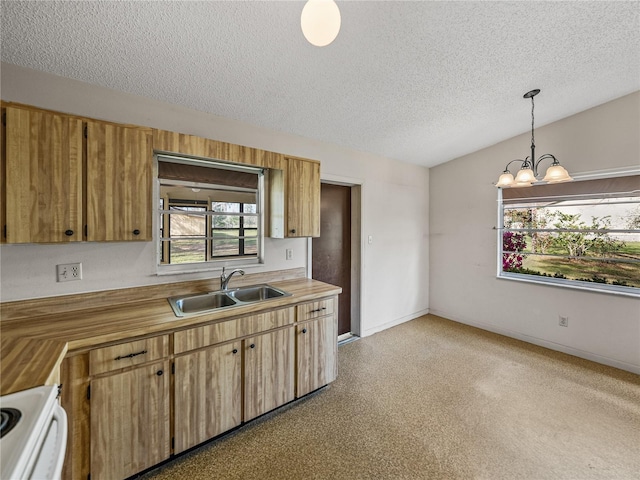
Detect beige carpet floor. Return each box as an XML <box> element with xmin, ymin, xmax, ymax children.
<box><xmin>141</xmin><ymin>314</ymin><xmax>640</xmax><ymax>480</ymax></box>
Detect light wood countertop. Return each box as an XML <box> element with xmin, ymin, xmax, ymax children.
<box><xmin>0</xmin><ymin>277</ymin><xmax>341</xmax><ymax>395</ymax></box>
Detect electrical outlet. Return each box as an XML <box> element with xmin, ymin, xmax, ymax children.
<box><xmin>286</xmin><ymin>249</ymin><xmax>293</xmax><ymax>260</ymax></box>
<box><xmin>57</xmin><ymin>263</ymin><xmax>82</xmax><ymax>282</ymax></box>
<box><xmin>559</xmin><ymin>315</ymin><xmax>569</xmax><ymax>327</ymax></box>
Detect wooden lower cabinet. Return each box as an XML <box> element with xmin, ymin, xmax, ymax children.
<box><xmin>61</xmin><ymin>299</ymin><xmax>337</xmax><ymax>480</ymax></box>
<box><xmin>60</xmin><ymin>354</ymin><xmax>90</xmax><ymax>480</ymax></box>
<box><xmin>174</xmin><ymin>341</ymin><xmax>242</xmax><ymax>453</ymax></box>
<box><xmin>244</xmin><ymin>326</ymin><xmax>295</xmax><ymax>421</ymax></box>
<box><xmin>90</xmin><ymin>361</ymin><xmax>170</xmax><ymax>480</ymax></box>
<box><xmin>296</xmin><ymin>313</ymin><xmax>338</xmax><ymax>398</ymax></box>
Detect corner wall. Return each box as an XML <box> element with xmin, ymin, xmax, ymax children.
<box><xmin>0</xmin><ymin>63</ymin><xmax>429</xmax><ymax>337</ymax></box>
<box><xmin>429</xmin><ymin>91</ymin><xmax>640</xmax><ymax>373</ymax></box>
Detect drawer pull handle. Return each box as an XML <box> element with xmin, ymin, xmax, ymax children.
<box><xmin>157</xmin><ymin>370</ymin><xmax>164</xmax><ymax>376</ymax></box>
<box><xmin>115</xmin><ymin>350</ymin><xmax>147</xmax><ymax>361</ymax></box>
<box><xmin>250</xmin><ymin>343</ymin><xmax>256</xmax><ymax>349</ymax></box>
<box><xmin>64</xmin><ymin>229</ymin><xmax>74</xmax><ymax>236</ymax></box>
<box><xmin>302</xmin><ymin>328</ymin><xmax>307</xmax><ymax>334</ymax></box>
<box><xmin>310</xmin><ymin>307</ymin><xmax>327</xmax><ymax>313</ymax></box>
<box><xmin>133</xmin><ymin>229</ymin><xmax>141</xmax><ymax>236</ymax></box>
<box><xmin>232</xmin><ymin>348</ymin><xmax>238</xmax><ymax>354</ymax></box>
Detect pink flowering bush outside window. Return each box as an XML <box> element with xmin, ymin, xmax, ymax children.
<box><xmin>502</xmin><ymin>231</ymin><xmax>527</xmax><ymax>271</ymax></box>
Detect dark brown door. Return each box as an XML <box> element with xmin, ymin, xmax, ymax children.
<box><xmin>312</xmin><ymin>183</ymin><xmax>351</xmax><ymax>335</ymax></box>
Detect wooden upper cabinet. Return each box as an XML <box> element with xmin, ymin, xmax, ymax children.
<box><xmin>286</xmin><ymin>157</ymin><xmax>320</xmax><ymax>237</ymax></box>
<box><xmin>86</xmin><ymin>121</ymin><xmax>152</xmax><ymax>241</ymax></box>
<box><xmin>3</xmin><ymin>105</ymin><xmax>83</xmax><ymax>243</ymax></box>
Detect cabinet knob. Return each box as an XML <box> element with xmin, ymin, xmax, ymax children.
<box><xmin>302</xmin><ymin>328</ymin><xmax>307</xmax><ymax>334</ymax></box>
<box><xmin>290</xmin><ymin>229</ymin><xmax>296</xmax><ymax>234</ymax></box>
<box><xmin>65</xmin><ymin>229</ymin><xmax>74</xmax><ymax>236</ymax></box>
<box><xmin>133</xmin><ymin>229</ymin><xmax>140</xmax><ymax>236</ymax></box>
<box><xmin>157</xmin><ymin>370</ymin><xmax>164</xmax><ymax>376</ymax></box>
<box><xmin>232</xmin><ymin>348</ymin><xmax>238</xmax><ymax>354</ymax></box>
<box><xmin>250</xmin><ymin>343</ymin><xmax>255</xmax><ymax>349</ymax></box>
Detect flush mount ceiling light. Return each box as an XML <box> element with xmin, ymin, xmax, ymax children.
<box><xmin>496</xmin><ymin>89</ymin><xmax>573</xmax><ymax>188</ymax></box>
<box><xmin>301</xmin><ymin>0</ymin><xmax>341</xmax><ymax>47</ymax></box>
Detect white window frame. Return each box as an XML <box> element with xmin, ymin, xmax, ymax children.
<box><xmin>154</xmin><ymin>154</ymin><xmax>265</xmax><ymax>275</ymax></box>
<box><xmin>496</xmin><ymin>167</ymin><xmax>640</xmax><ymax>298</ymax></box>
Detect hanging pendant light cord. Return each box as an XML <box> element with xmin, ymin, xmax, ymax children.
<box><xmin>530</xmin><ymin>95</ymin><xmax>535</xmax><ymax>157</ymax></box>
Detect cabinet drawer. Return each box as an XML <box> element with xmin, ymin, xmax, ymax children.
<box><xmin>89</xmin><ymin>335</ymin><xmax>169</xmax><ymax>375</ymax></box>
<box><xmin>297</xmin><ymin>298</ymin><xmax>335</xmax><ymax>321</ymax></box>
<box><xmin>174</xmin><ymin>307</ymin><xmax>295</xmax><ymax>354</ymax></box>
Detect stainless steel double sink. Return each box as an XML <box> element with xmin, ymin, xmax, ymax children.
<box><xmin>168</xmin><ymin>284</ymin><xmax>291</xmax><ymax>317</ymax></box>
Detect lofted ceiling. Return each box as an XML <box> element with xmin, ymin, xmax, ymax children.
<box><xmin>1</xmin><ymin>1</ymin><xmax>639</xmax><ymax>168</ymax></box>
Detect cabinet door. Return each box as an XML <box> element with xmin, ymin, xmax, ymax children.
<box><xmin>296</xmin><ymin>314</ymin><xmax>338</xmax><ymax>398</ymax></box>
<box><xmin>244</xmin><ymin>327</ymin><xmax>295</xmax><ymax>421</ymax></box>
<box><xmin>86</xmin><ymin>121</ymin><xmax>152</xmax><ymax>241</ymax></box>
<box><xmin>4</xmin><ymin>106</ymin><xmax>83</xmax><ymax>243</ymax></box>
<box><xmin>174</xmin><ymin>341</ymin><xmax>242</xmax><ymax>453</ymax></box>
<box><xmin>286</xmin><ymin>157</ymin><xmax>320</xmax><ymax>237</ymax></box>
<box><xmin>90</xmin><ymin>361</ymin><xmax>170</xmax><ymax>480</ymax></box>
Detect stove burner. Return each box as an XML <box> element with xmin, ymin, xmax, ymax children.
<box><xmin>0</xmin><ymin>408</ymin><xmax>21</xmax><ymax>438</ymax></box>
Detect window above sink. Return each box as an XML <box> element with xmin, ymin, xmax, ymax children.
<box><xmin>156</xmin><ymin>154</ymin><xmax>265</xmax><ymax>274</ymax></box>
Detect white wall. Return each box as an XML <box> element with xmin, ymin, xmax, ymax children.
<box><xmin>0</xmin><ymin>63</ymin><xmax>430</xmax><ymax>337</ymax></box>
<box><xmin>429</xmin><ymin>91</ymin><xmax>640</xmax><ymax>374</ymax></box>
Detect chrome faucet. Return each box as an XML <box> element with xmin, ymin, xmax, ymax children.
<box><xmin>220</xmin><ymin>267</ymin><xmax>245</xmax><ymax>290</ymax></box>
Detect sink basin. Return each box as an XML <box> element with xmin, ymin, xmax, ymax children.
<box><xmin>168</xmin><ymin>292</ymin><xmax>238</xmax><ymax>317</ymax></box>
<box><xmin>228</xmin><ymin>284</ymin><xmax>290</xmax><ymax>303</ymax></box>
<box><xmin>168</xmin><ymin>284</ymin><xmax>291</xmax><ymax>317</ymax></box>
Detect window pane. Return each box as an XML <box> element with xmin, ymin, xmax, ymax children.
<box><xmin>166</xmin><ymin>239</ymin><xmax>207</xmax><ymax>264</ymax></box>
<box><xmin>170</xmin><ymin>212</ymin><xmax>206</xmax><ymax>237</ymax></box>
<box><xmin>245</xmin><ymin>237</ymin><xmax>258</xmax><ymax>254</ymax></box>
<box><xmin>212</xmin><ymin>229</ymin><xmax>239</xmax><ymax>256</ymax></box>
<box><xmin>244</xmin><ymin>215</ymin><xmax>258</xmax><ymax>228</ymax></box>
<box><xmin>212</xmin><ymin>202</ymin><xmax>240</xmax><ymax>213</ymax></box>
<box><xmin>213</xmin><ymin>215</ymin><xmax>239</xmax><ymax>229</ymax></box>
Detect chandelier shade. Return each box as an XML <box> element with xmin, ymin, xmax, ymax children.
<box><xmin>542</xmin><ymin>163</ymin><xmax>573</xmax><ymax>183</ymax></box>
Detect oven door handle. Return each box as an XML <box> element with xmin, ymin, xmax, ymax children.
<box><xmin>48</xmin><ymin>404</ymin><xmax>68</xmax><ymax>480</ymax></box>
<box><xmin>29</xmin><ymin>404</ymin><xmax>68</xmax><ymax>480</ymax></box>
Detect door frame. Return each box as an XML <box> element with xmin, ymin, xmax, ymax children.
<box><xmin>307</xmin><ymin>174</ymin><xmax>363</xmax><ymax>338</ymax></box>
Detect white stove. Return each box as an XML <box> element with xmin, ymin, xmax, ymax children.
<box><xmin>0</xmin><ymin>385</ymin><xmax>67</xmax><ymax>480</ymax></box>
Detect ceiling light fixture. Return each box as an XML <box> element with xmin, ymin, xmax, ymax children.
<box><xmin>496</xmin><ymin>89</ymin><xmax>573</xmax><ymax>188</ymax></box>
<box><xmin>301</xmin><ymin>0</ymin><xmax>341</xmax><ymax>47</ymax></box>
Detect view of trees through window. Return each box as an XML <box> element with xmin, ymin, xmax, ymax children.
<box><xmin>501</xmin><ymin>196</ymin><xmax>640</xmax><ymax>291</ymax></box>
<box><xmin>157</xmin><ymin>156</ymin><xmax>263</xmax><ymax>269</ymax></box>
<box><xmin>161</xmin><ymin>200</ymin><xmax>258</xmax><ymax>265</ymax></box>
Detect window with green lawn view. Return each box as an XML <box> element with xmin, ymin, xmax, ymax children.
<box><xmin>498</xmin><ymin>174</ymin><xmax>640</xmax><ymax>296</ymax></box>
<box><xmin>157</xmin><ymin>155</ymin><xmax>263</xmax><ymax>270</ymax></box>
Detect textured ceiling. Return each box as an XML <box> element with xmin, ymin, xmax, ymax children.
<box><xmin>1</xmin><ymin>1</ymin><xmax>639</xmax><ymax>168</ymax></box>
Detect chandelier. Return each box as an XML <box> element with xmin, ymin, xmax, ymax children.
<box><xmin>496</xmin><ymin>89</ymin><xmax>573</xmax><ymax>188</ymax></box>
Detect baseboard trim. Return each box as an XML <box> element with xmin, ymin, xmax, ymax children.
<box><xmin>428</xmin><ymin>309</ymin><xmax>640</xmax><ymax>375</ymax></box>
<box><xmin>361</xmin><ymin>308</ymin><xmax>430</xmax><ymax>337</ymax></box>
